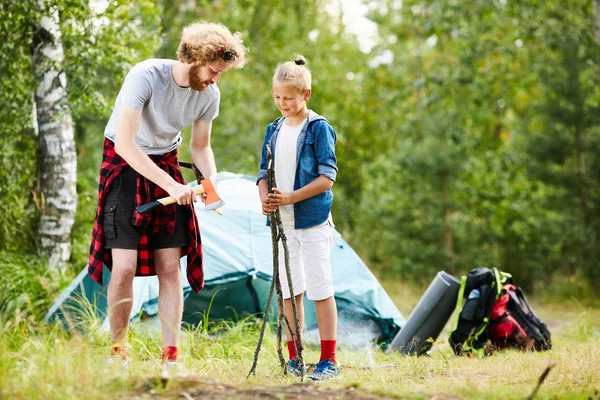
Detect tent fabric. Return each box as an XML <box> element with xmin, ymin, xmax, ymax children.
<box><xmin>45</xmin><ymin>172</ymin><xmax>404</xmax><ymax>345</ymax></box>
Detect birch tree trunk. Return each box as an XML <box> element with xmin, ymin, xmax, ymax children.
<box><xmin>32</xmin><ymin>1</ymin><xmax>77</xmax><ymax>270</ymax></box>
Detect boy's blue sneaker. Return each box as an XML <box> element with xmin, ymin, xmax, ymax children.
<box><xmin>286</xmin><ymin>358</ymin><xmax>305</xmax><ymax>377</ymax></box>
<box><xmin>308</xmin><ymin>359</ymin><xmax>342</xmax><ymax>381</ymax></box>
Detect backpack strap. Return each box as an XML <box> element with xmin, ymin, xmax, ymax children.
<box><xmin>451</xmin><ymin>275</ymin><xmax>468</xmax><ymax>333</ymax></box>
<box><xmin>462</xmin><ymin>314</ymin><xmax>490</xmax><ymax>358</ymax></box>
<box><xmin>463</xmin><ymin>336</ymin><xmax>486</xmax><ymax>357</ymax></box>
<box><xmin>493</xmin><ymin>268</ymin><xmax>502</xmax><ymax>296</ymax></box>
<box><xmin>450</xmin><ymin>275</ymin><xmax>486</xmax><ymax>357</ymax></box>
<box><xmin>492</xmin><ymin>267</ymin><xmax>513</xmax><ymax>296</ymax></box>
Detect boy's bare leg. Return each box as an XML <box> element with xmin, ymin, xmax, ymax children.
<box><xmin>315</xmin><ymin>296</ymin><xmax>337</xmax><ymax>340</ymax></box>
<box><xmin>155</xmin><ymin>247</ymin><xmax>184</xmax><ymax>348</ymax></box>
<box><xmin>108</xmin><ymin>249</ymin><xmax>138</xmax><ymax>346</ymax></box>
<box><xmin>284</xmin><ymin>294</ymin><xmax>305</xmax><ymax>341</ymax></box>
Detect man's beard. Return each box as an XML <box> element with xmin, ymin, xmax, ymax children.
<box><xmin>189</xmin><ymin>63</ymin><xmax>208</xmax><ymax>91</ymax></box>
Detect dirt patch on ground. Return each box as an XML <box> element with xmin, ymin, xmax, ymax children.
<box><xmin>130</xmin><ymin>376</ymin><xmax>403</xmax><ymax>400</ymax></box>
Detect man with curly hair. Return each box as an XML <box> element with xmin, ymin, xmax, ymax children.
<box><xmin>88</xmin><ymin>22</ymin><xmax>247</xmax><ymax>370</ymax></box>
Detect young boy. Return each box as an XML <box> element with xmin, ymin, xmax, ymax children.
<box><xmin>257</xmin><ymin>55</ymin><xmax>341</xmax><ymax>381</ymax></box>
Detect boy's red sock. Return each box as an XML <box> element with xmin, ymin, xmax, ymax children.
<box><xmin>287</xmin><ymin>340</ymin><xmax>300</xmax><ymax>360</ymax></box>
<box><xmin>320</xmin><ymin>340</ymin><xmax>336</xmax><ymax>363</ymax></box>
<box><xmin>162</xmin><ymin>346</ymin><xmax>178</xmax><ymax>363</ymax></box>
<box><xmin>111</xmin><ymin>344</ymin><xmax>128</xmax><ymax>360</ymax></box>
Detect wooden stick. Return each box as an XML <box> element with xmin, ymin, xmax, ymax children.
<box><xmin>247</xmin><ymin>145</ymin><xmax>304</xmax><ymax>379</ymax></box>
<box><xmin>135</xmin><ymin>185</ymin><xmax>205</xmax><ymax>214</ymax></box>
<box><xmin>527</xmin><ymin>363</ymin><xmax>556</xmax><ymax>400</ymax></box>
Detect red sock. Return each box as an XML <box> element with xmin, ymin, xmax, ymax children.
<box><xmin>320</xmin><ymin>340</ymin><xmax>336</xmax><ymax>363</ymax></box>
<box><xmin>162</xmin><ymin>346</ymin><xmax>178</xmax><ymax>363</ymax></box>
<box><xmin>111</xmin><ymin>345</ymin><xmax>128</xmax><ymax>360</ymax></box>
<box><xmin>287</xmin><ymin>340</ymin><xmax>300</xmax><ymax>360</ymax></box>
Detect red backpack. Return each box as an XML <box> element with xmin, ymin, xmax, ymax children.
<box><xmin>489</xmin><ymin>284</ymin><xmax>551</xmax><ymax>351</ymax></box>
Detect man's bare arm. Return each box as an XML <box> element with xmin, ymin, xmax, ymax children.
<box><xmin>190</xmin><ymin>119</ymin><xmax>218</xmax><ymax>186</ymax></box>
<box><xmin>114</xmin><ymin>104</ymin><xmax>196</xmax><ymax>205</ymax></box>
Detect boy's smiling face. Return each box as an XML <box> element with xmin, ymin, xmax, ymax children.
<box><xmin>273</xmin><ymin>84</ymin><xmax>310</xmax><ymax>119</ymax></box>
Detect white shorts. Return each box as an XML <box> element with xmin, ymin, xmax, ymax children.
<box><xmin>277</xmin><ymin>221</ymin><xmax>334</xmax><ymax>301</ymax></box>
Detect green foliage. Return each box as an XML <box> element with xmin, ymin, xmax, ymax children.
<box><xmin>0</xmin><ymin>2</ymin><xmax>41</xmax><ymax>253</ymax></box>
<box><xmin>0</xmin><ymin>133</ymin><xmax>39</xmax><ymax>253</ymax></box>
<box><xmin>346</xmin><ymin>0</ymin><xmax>600</xmax><ymax>289</ymax></box>
<box><xmin>0</xmin><ymin>1</ymin><xmax>161</xmax><ymax>264</ymax></box>
<box><xmin>0</xmin><ymin>1</ymin><xmax>38</xmax><ymax>136</ymax></box>
<box><xmin>512</xmin><ymin>0</ymin><xmax>600</xmax><ymax>286</ymax></box>
<box><xmin>2</xmin><ymin>0</ymin><xmax>600</xmax><ymax>299</ymax></box>
<box><xmin>59</xmin><ymin>0</ymin><xmax>162</xmax><ymax>119</ymax></box>
<box><xmin>0</xmin><ymin>252</ymin><xmax>64</xmax><ymax>321</ymax></box>
<box><xmin>351</xmin><ymin>0</ymin><xmax>527</xmax><ymax>280</ymax></box>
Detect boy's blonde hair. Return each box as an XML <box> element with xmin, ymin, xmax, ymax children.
<box><xmin>177</xmin><ymin>22</ymin><xmax>247</xmax><ymax>68</ymax></box>
<box><xmin>272</xmin><ymin>55</ymin><xmax>312</xmax><ymax>92</ymax></box>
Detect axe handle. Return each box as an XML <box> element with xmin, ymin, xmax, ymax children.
<box><xmin>135</xmin><ymin>185</ymin><xmax>205</xmax><ymax>214</ymax></box>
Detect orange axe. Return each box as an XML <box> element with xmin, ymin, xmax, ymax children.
<box><xmin>136</xmin><ymin>163</ymin><xmax>224</xmax><ymax>214</ymax></box>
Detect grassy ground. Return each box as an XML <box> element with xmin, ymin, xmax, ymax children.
<box><xmin>1</xmin><ymin>281</ymin><xmax>599</xmax><ymax>400</ymax></box>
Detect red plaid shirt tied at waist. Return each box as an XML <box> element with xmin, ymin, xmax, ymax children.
<box><xmin>88</xmin><ymin>139</ymin><xmax>204</xmax><ymax>293</ymax></box>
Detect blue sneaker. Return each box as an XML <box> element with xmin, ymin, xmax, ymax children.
<box><xmin>308</xmin><ymin>359</ymin><xmax>341</xmax><ymax>381</ymax></box>
<box><xmin>286</xmin><ymin>358</ymin><xmax>305</xmax><ymax>377</ymax></box>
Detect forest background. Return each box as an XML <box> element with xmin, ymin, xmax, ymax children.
<box><xmin>1</xmin><ymin>0</ymin><xmax>599</xmax><ymax>323</ymax></box>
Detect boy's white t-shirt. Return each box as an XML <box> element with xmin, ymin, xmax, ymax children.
<box><xmin>275</xmin><ymin>118</ymin><xmax>307</xmax><ymax>227</ymax></box>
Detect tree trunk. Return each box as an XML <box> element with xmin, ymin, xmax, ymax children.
<box><xmin>32</xmin><ymin>2</ymin><xmax>77</xmax><ymax>270</ymax></box>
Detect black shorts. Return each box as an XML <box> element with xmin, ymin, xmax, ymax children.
<box><xmin>103</xmin><ymin>167</ymin><xmax>189</xmax><ymax>250</ymax></box>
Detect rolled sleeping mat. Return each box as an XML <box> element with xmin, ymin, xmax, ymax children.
<box><xmin>389</xmin><ymin>271</ymin><xmax>460</xmax><ymax>355</ymax></box>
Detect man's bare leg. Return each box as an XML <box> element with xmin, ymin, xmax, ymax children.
<box><xmin>108</xmin><ymin>249</ymin><xmax>138</xmax><ymax>353</ymax></box>
<box><xmin>155</xmin><ymin>247</ymin><xmax>184</xmax><ymax>350</ymax></box>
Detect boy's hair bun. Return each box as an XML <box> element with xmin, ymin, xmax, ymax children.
<box><xmin>273</xmin><ymin>55</ymin><xmax>311</xmax><ymax>91</ymax></box>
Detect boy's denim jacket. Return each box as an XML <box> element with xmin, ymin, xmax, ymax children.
<box><xmin>257</xmin><ymin>110</ymin><xmax>337</xmax><ymax>229</ymax></box>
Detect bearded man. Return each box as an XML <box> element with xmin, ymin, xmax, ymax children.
<box><xmin>87</xmin><ymin>22</ymin><xmax>247</xmax><ymax>369</ymax></box>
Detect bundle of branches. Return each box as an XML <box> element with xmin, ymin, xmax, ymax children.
<box><xmin>248</xmin><ymin>144</ymin><xmax>305</xmax><ymax>380</ymax></box>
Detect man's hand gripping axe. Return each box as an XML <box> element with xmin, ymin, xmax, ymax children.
<box><xmin>135</xmin><ymin>162</ymin><xmax>224</xmax><ymax>214</ymax></box>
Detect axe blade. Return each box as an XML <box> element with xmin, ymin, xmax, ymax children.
<box><xmin>200</xmin><ymin>178</ymin><xmax>225</xmax><ymax>211</ymax></box>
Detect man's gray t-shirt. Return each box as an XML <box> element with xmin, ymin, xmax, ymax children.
<box><xmin>104</xmin><ymin>59</ymin><xmax>220</xmax><ymax>155</ymax></box>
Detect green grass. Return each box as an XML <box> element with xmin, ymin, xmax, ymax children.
<box><xmin>1</xmin><ymin>282</ymin><xmax>599</xmax><ymax>400</ymax></box>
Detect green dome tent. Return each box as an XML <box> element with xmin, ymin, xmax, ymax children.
<box><xmin>45</xmin><ymin>173</ymin><xmax>404</xmax><ymax>345</ymax></box>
